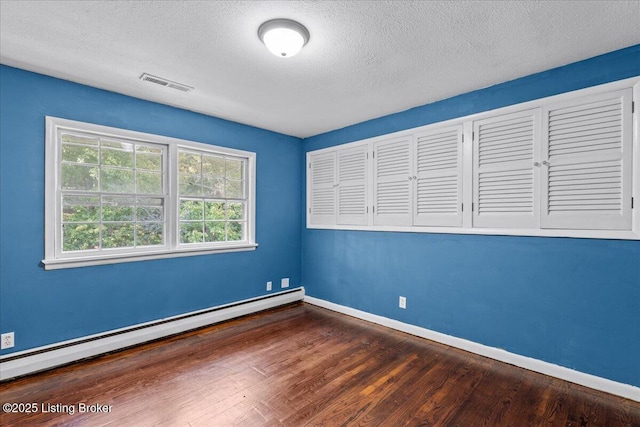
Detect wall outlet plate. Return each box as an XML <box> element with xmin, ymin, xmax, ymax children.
<box><xmin>399</xmin><ymin>296</ymin><xmax>407</xmax><ymax>309</ymax></box>
<box><xmin>281</xmin><ymin>278</ymin><xmax>289</xmax><ymax>288</ymax></box>
<box><xmin>1</xmin><ymin>332</ymin><xmax>15</xmax><ymax>349</ymax></box>
<box><xmin>267</xmin><ymin>281</ymin><xmax>272</xmax><ymax>291</ymax></box>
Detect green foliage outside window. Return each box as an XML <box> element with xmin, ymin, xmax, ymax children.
<box><xmin>60</xmin><ymin>135</ymin><xmax>166</xmax><ymax>252</ymax></box>
<box><xmin>178</xmin><ymin>150</ymin><xmax>246</xmax><ymax>245</ymax></box>
<box><xmin>60</xmin><ymin>135</ymin><xmax>248</xmax><ymax>252</ymax></box>
<box><xmin>61</xmin><ymin>195</ymin><xmax>165</xmax><ymax>252</ymax></box>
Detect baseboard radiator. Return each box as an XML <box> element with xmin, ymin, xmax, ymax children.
<box><xmin>0</xmin><ymin>288</ymin><xmax>304</xmax><ymax>381</ymax></box>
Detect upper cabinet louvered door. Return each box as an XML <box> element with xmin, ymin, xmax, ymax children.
<box><xmin>336</xmin><ymin>144</ymin><xmax>368</xmax><ymax>225</ymax></box>
<box><xmin>414</xmin><ymin>125</ymin><xmax>463</xmax><ymax>227</ymax></box>
<box><xmin>308</xmin><ymin>151</ymin><xmax>336</xmax><ymax>225</ymax></box>
<box><xmin>473</xmin><ymin>110</ymin><xmax>540</xmax><ymax>229</ymax></box>
<box><xmin>541</xmin><ymin>89</ymin><xmax>632</xmax><ymax>230</ymax></box>
<box><xmin>373</xmin><ymin>136</ymin><xmax>413</xmax><ymax>226</ymax></box>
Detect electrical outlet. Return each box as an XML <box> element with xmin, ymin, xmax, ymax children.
<box><xmin>399</xmin><ymin>296</ymin><xmax>407</xmax><ymax>309</ymax></box>
<box><xmin>1</xmin><ymin>332</ymin><xmax>15</xmax><ymax>349</ymax></box>
<box><xmin>281</xmin><ymin>278</ymin><xmax>289</xmax><ymax>288</ymax></box>
<box><xmin>266</xmin><ymin>281</ymin><xmax>272</xmax><ymax>291</ymax></box>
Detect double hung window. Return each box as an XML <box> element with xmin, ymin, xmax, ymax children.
<box><xmin>44</xmin><ymin>117</ymin><xmax>256</xmax><ymax>269</ymax></box>
<box><xmin>177</xmin><ymin>149</ymin><xmax>247</xmax><ymax>245</ymax></box>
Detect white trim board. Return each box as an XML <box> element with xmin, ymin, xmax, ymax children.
<box><xmin>0</xmin><ymin>288</ymin><xmax>304</xmax><ymax>381</ymax></box>
<box><xmin>304</xmin><ymin>295</ymin><xmax>640</xmax><ymax>402</ymax></box>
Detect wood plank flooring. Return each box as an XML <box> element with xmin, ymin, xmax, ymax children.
<box><xmin>1</xmin><ymin>302</ymin><xmax>638</xmax><ymax>426</ymax></box>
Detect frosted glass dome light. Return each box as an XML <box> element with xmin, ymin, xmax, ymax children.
<box><xmin>258</xmin><ymin>19</ymin><xmax>310</xmax><ymax>58</ymax></box>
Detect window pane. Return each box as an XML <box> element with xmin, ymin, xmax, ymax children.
<box><xmin>102</xmin><ymin>140</ymin><xmax>133</xmax><ymax>150</ymax></box>
<box><xmin>62</xmin><ymin>196</ymin><xmax>100</xmax><ymax>222</ymax></box>
<box><xmin>226</xmin><ymin>179</ymin><xmax>244</xmax><ymax>199</ymax></box>
<box><xmin>102</xmin><ymin>197</ymin><xmax>135</xmax><ymax>221</ymax></box>
<box><xmin>62</xmin><ymin>144</ymin><xmax>99</xmax><ymax>164</ymax></box>
<box><xmin>136</xmin><ymin>223</ymin><xmax>164</xmax><ymax>246</ymax></box>
<box><xmin>101</xmin><ymin>146</ymin><xmax>134</xmax><ymax>168</ymax></box>
<box><xmin>136</xmin><ymin>171</ymin><xmax>162</xmax><ymax>194</ymax></box>
<box><xmin>226</xmin><ymin>159</ymin><xmax>243</xmax><ymax>180</ymax></box>
<box><xmin>227</xmin><ymin>202</ymin><xmax>244</xmax><ymax>220</ymax></box>
<box><xmin>102</xmin><ymin>223</ymin><xmax>135</xmax><ymax>248</ymax></box>
<box><xmin>179</xmin><ymin>173</ymin><xmax>202</xmax><ymax>196</ymax></box>
<box><xmin>180</xmin><ymin>222</ymin><xmax>204</xmax><ymax>244</ymax></box>
<box><xmin>62</xmin><ymin>223</ymin><xmax>100</xmax><ymax>252</ymax></box>
<box><xmin>204</xmin><ymin>222</ymin><xmax>225</xmax><ymax>242</ymax></box>
<box><xmin>62</xmin><ymin>164</ymin><xmax>99</xmax><ymax>191</ymax></box>
<box><xmin>136</xmin><ymin>145</ymin><xmax>162</xmax><ymax>154</ymax></box>
<box><xmin>228</xmin><ymin>221</ymin><xmax>244</xmax><ymax>241</ymax></box>
<box><xmin>179</xmin><ymin>152</ymin><xmax>201</xmax><ymax>174</ymax></box>
<box><xmin>180</xmin><ymin>199</ymin><xmax>203</xmax><ymax>220</ymax></box>
<box><xmin>61</xmin><ymin>134</ymin><xmax>98</xmax><ymax>146</ymax></box>
<box><xmin>204</xmin><ymin>201</ymin><xmax>225</xmax><ymax>220</ymax></box>
<box><xmin>136</xmin><ymin>198</ymin><xmax>163</xmax><ymax>221</ymax></box>
<box><xmin>203</xmin><ymin>155</ymin><xmax>225</xmax><ymax>177</ymax></box>
<box><xmin>136</xmin><ymin>152</ymin><xmax>162</xmax><ymax>171</ymax></box>
<box><xmin>203</xmin><ymin>176</ymin><xmax>224</xmax><ymax>197</ymax></box>
<box><xmin>53</xmin><ymin>120</ymin><xmax>253</xmax><ymax>263</ymax></box>
<box><xmin>101</xmin><ymin>167</ymin><xmax>135</xmax><ymax>193</ymax></box>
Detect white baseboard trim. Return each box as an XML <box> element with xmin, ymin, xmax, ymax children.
<box><xmin>0</xmin><ymin>288</ymin><xmax>305</xmax><ymax>381</ymax></box>
<box><xmin>304</xmin><ymin>295</ymin><xmax>640</xmax><ymax>402</ymax></box>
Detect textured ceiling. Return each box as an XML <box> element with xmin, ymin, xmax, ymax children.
<box><xmin>1</xmin><ymin>1</ymin><xmax>639</xmax><ymax>138</ymax></box>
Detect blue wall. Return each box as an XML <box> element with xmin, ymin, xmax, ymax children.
<box><xmin>0</xmin><ymin>65</ymin><xmax>303</xmax><ymax>354</ymax></box>
<box><xmin>302</xmin><ymin>45</ymin><xmax>640</xmax><ymax>387</ymax></box>
<box><xmin>1</xmin><ymin>44</ymin><xmax>639</xmax><ymax>388</ymax></box>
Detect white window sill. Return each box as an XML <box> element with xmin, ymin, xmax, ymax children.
<box><xmin>42</xmin><ymin>243</ymin><xmax>259</xmax><ymax>270</ymax></box>
<box><xmin>306</xmin><ymin>224</ymin><xmax>640</xmax><ymax>241</ymax></box>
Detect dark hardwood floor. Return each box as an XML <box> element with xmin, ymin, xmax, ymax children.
<box><xmin>1</xmin><ymin>302</ymin><xmax>638</xmax><ymax>426</ymax></box>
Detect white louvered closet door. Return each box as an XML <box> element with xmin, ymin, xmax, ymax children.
<box><xmin>541</xmin><ymin>89</ymin><xmax>633</xmax><ymax>230</ymax></box>
<box><xmin>337</xmin><ymin>144</ymin><xmax>368</xmax><ymax>225</ymax></box>
<box><xmin>414</xmin><ymin>125</ymin><xmax>463</xmax><ymax>227</ymax></box>
<box><xmin>308</xmin><ymin>151</ymin><xmax>336</xmax><ymax>225</ymax></box>
<box><xmin>473</xmin><ymin>110</ymin><xmax>540</xmax><ymax>229</ymax></box>
<box><xmin>373</xmin><ymin>136</ymin><xmax>413</xmax><ymax>226</ymax></box>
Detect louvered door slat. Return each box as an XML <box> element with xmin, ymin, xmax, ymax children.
<box><xmin>373</xmin><ymin>136</ymin><xmax>413</xmax><ymax>226</ymax></box>
<box><xmin>309</xmin><ymin>151</ymin><xmax>336</xmax><ymax>225</ymax></box>
<box><xmin>414</xmin><ymin>125</ymin><xmax>463</xmax><ymax>226</ymax></box>
<box><xmin>473</xmin><ymin>110</ymin><xmax>539</xmax><ymax>228</ymax></box>
<box><xmin>337</xmin><ymin>144</ymin><xmax>368</xmax><ymax>225</ymax></box>
<box><xmin>541</xmin><ymin>88</ymin><xmax>632</xmax><ymax>230</ymax></box>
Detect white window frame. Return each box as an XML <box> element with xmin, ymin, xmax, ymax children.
<box><xmin>44</xmin><ymin>117</ymin><xmax>257</xmax><ymax>270</ymax></box>
<box><xmin>306</xmin><ymin>76</ymin><xmax>640</xmax><ymax>240</ymax></box>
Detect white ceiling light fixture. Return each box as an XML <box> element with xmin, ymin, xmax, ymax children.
<box><xmin>258</xmin><ymin>19</ymin><xmax>310</xmax><ymax>58</ymax></box>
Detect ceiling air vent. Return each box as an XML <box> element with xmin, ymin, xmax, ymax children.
<box><xmin>139</xmin><ymin>73</ymin><xmax>193</xmax><ymax>92</ymax></box>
